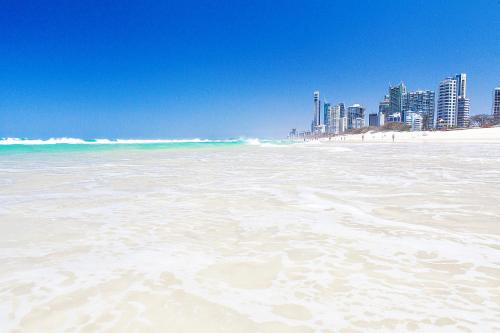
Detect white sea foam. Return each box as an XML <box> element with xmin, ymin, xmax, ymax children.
<box><xmin>0</xmin><ymin>137</ymin><xmax>239</xmax><ymax>145</ymax></box>
<box><xmin>0</xmin><ymin>142</ymin><xmax>499</xmax><ymax>332</ymax></box>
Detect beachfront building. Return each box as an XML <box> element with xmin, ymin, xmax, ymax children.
<box><xmin>347</xmin><ymin>104</ymin><xmax>366</xmax><ymax>129</ymax></box>
<box><xmin>386</xmin><ymin>112</ymin><xmax>402</xmax><ymax>123</ymax></box>
<box><xmin>456</xmin><ymin>73</ymin><xmax>467</xmax><ymax>98</ymax></box>
<box><xmin>323</xmin><ymin>102</ymin><xmax>331</xmax><ymax>128</ymax></box>
<box><xmin>378</xmin><ymin>112</ymin><xmax>385</xmax><ymax>127</ymax></box>
<box><xmin>325</xmin><ymin>104</ymin><xmax>341</xmax><ymax>134</ymax></box>
<box><xmin>339</xmin><ymin>103</ymin><xmax>346</xmax><ymax>118</ymax></box>
<box><xmin>324</xmin><ymin>104</ymin><xmax>349</xmax><ymax>135</ymax></box>
<box><xmin>339</xmin><ymin>116</ymin><xmax>347</xmax><ymax>133</ymax></box>
<box><xmin>455</xmin><ymin>73</ymin><xmax>470</xmax><ymax>128</ymax></box>
<box><xmin>389</xmin><ymin>83</ymin><xmax>407</xmax><ymax>121</ymax></box>
<box><xmin>457</xmin><ymin>97</ymin><xmax>470</xmax><ymax>128</ymax></box>
<box><xmin>312</xmin><ymin>91</ymin><xmax>322</xmax><ymax>133</ymax></box>
<box><xmin>493</xmin><ymin>87</ymin><xmax>500</xmax><ymax>121</ymax></box>
<box><xmin>404</xmin><ymin>90</ymin><xmax>435</xmax><ymax>130</ymax></box>
<box><xmin>369</xmin><ymin>113</ymin><xmax>379</xmax><ymax>127</ymax></box>
<box><xmin>379</xmin><ymin>95</ymin><xmax>391</xmax><ymax>116</ymax></box>
<box><xmin>406</xmin><ymin>112</ymin><xmax>423</xmax><ymax>131</ymax></box>
<box><xmin>437</xmin><ymin>77</ymin><xmax>457</xmax><ymax>129</ymax></box>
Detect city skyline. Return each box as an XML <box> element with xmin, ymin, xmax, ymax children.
<box><xmin>298</xmin><ymin>72</ymin><xmax>499</xmax><ymax>136</ymax></box>
<box><xmin>1</xmin><ymin>1</ymin><xmax>499</xmax><ymax>139</ymax></box>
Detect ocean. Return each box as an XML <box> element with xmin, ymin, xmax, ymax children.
<box><xmin>1</xmin><ymin>138</ymin><xmax>499</xmax><ymax>332</ymax></box>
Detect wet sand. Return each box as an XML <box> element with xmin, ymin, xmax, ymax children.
<box><xmin>1</xmin><ymin>141</ymin><xmax>499</xmax><ymax>332</ymax></box>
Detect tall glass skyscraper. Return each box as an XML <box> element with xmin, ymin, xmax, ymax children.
<box><xmin>455</xmin><ymin>73</ymin><xmax>470</xmax><ymax>128</ymax></box>
<box><xmin>456</xmin><ymin>73</ymin><xmax>467</xmax><ymax>98</ymax></box>
<box><xmin>493</xmin><ymin>87</ymin><xmax>500</xmax><ymax>121</ymax></box>
<box><xmin>323</xmin><ymin>102</ymin><xmax>331</xmax><ymax>129</ymax></box>
<box><xmin>312</xmin><ymin>91</ymin><xmax>321</xmax><ymax>132</ymax></box>
<box><xmin>389</xmin><ymin>83</ymin><xmax>407</xmax><ymax>121</ymax></box>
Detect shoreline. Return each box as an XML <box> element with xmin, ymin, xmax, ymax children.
<box><xmin>297</xmin><ymin>126</ymin><xmax>500</xmax><ymax>144</ymax></box>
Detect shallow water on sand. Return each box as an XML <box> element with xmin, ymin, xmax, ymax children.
<box><xmin>1</xmin><ymin>142</ymin><xmax>499</xmax><ymax>332</ymax></box>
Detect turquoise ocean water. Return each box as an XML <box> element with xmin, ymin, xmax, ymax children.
<box><xmin>0</xmin><ymin>138</ymin><xmax>281</xmax><ymax>155</ymax></box>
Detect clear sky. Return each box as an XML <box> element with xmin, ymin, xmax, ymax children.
<box><xmin>1</xmin><ymin>0</ymin><xmax>499</xmax><ymax>139</ymax></box>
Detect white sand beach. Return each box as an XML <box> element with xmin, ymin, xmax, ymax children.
<box><xmin>1</xmin><ymin>136</ymin><xmax>499</xmax><ymax>332</ymax></box>
<box><xmin>322</xmin><ymin>126</ymin><xmax>500</xmax><ymax>144</ymax></box>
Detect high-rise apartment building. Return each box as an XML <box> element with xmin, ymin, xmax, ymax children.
<box><xmin>406</xmin><ymin>112</ymin><xmax>423</xmax><ymax>131</ymax></box>
<box><xmin>339</xmin><ymin>103</ymin><xmax>346</xmax><ymax>118</ymax></box>
<box><xmin>379</xmin><ymin>95</ymin><xmax>391</xmax><ymax>116</ymax></box>
<box><xmin>347</xmin><ymin>104</ymin><xmax>365</xmax><ymax>129</ymax></box>
<box><xmin>313</xmin><ymin>91</ymin><xmax>321</xmax><ymax>130</ymax></box>
<box><xmin>455</xmin><ymin>73</ymin><xmax>470</xmax><ymax>128</ymax></box>
<box><xmin>323</xmin><ymin>102</ymin><xmax>331</xmax><ymax>129</ymax></box>
<box><xmin>456</xmin><ymin>73</ymin><xmax>467</xmax><ymax>98</ymax></box>
<box><xmin>493</xmin><ymin>87</ymin><xmax>500</xmax><ymax>121</ymax></box>
<box><xmin>389</xmin><ymin>83</ymin><xmax>407</xmax><ymax>121</ymax></box>
<box><xmin>437</xmin><ymin>77</ymin><xmax>457</xmax><ymax>128</ymax></box>
<box><xmin>326</xmin><ymin>104</ymin><xmax>342</xmax><ymax>134</ymax></box>
<box><xmin>456</xmin><ymin>97</ymin><xmax>470</xmax><ymax>128</ymax></box>
<box><xmin>404</xmin><ymin>90</ymin><xmax>435</xmax><ymax>130</ymax></box>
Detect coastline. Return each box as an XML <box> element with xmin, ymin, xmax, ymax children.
<box><xmin>309</xmin><ymin>126</ymin><xmax>500</xmax><ymax>144</ymax></box>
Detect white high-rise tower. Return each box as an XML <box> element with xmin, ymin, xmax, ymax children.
<box><xmin>437</xmin><ymin>77</ymin><xmax>457</xmax><ymax>129</ymax></box>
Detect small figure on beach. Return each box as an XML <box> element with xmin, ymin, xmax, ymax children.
<box><xmin>362</xmin><ymin>135</ymin><xmax>365</xmax><ymax>142</ymax></box>
<box><xmin>392</xmin><ymin>133</ymin><xmax>395</xmax><ymax>142</ymax></box>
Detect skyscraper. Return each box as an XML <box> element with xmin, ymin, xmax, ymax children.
<box><xmin>455</xmin><ymin>73</ymin><xmax>470</xmax><ymax>128</ymax></box>
<box><xmin>456</xmin><ymin>73</ymin><xmax>467</xmax><ymax>98</ymax></box>
<box><xmin>493</xmin><ymin>87</ymin><xmax>500</xmax><ymax>121</ymax></box>
<box><xmin>404</xmin><ymin>90</ymin><xmax>435</xmax><ymax>130</ymax></box>
<box><xmin>313</xmin><ymin>91</ymin><xmax>321</xmax><ymax>128</ymax></box>
<box><xmin>378</xmin><ymin>95</ymin><xmax>391</xmax><ymax>116</ymax></box>
<box><xmin>326</xmin><ymin>104</ymin><xmax>342</xmax><ymax>134</ymax></box>
<box><xmin>456</xmin><ymin>97</ymin><xmax>470</xmax><ymax>128</ymax></box>
<box><xmin>437</xmin><ymin>77</ymin><xmax>457</xmax><ymax>129</ymax></box>
<box><xmin>347</xmin><ymin>104</ymin><xmax>365</xmax><ymax>129</ymax></box>
<box><xmin>323</xmin><ymin>102</ymin><xmax>331</xmax><ymax>129</ymax></box>
<box><xmin>389</xmin><ymin>83</ymin><xmax>406</xmax><ymax>121</ymax></box>
<box><xmin>339</xmin><ymin>103</ymin><xmax>346</xmax><ymax>118</ymax></box>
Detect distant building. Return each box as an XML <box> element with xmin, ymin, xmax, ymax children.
<box><xmin>437</xmin><ymin>77</ymin><xmax>457</xmax><ymax>128</ymax></box>
<box><xmin>389</xmin><ymin>83</ymin><xmax>407</xmax><ymax>121</ymax></box>
<box><xmin>378</xmin><ymin>112</ymin><xmax>385</xmax><ymax>127</ymax></box>
<box><xmin>404</xmin><ymin>90</ymin><xmax>435</xmax><ymax>130</ymax></box>
<box><xmin>339</xmin><ymin>116</ymin><xmax>347</xmax><ymax>133</ymax></box>
<box><xmin>313</xmin><ymin>91</ymin><xmax>321</xmax><ymax>132</ymax></box>
<box><xmin>339</xmin><ymin>103</ymin><xmax>346</xmax><ymax>118</ymax></box>
<box><xmin>386</xmin><ymin>112</ymin><xmax>402</xmax><ymax>123</ymax></box>
<box><xmin>323</xmin><ymin>102</ymin><xmax>331</xmax><ymax>129</ymax></box>
<box><xmin>379</xmin><ymin>95</ymin><xmax>391</xmax><ymax>116</ymax></box>
<box><xmin>326</xmin><ymin>104</ymin><xmax>342</xmax><ymax>134</ymax></box>
<box><xmin>288</xmin><ymin>128</ymin><xmax>298</xmax><ymax>139</ymax></box>
<box><xmin>406</xmin><ymin>112</ymin><xmax>423</xmax><ymax>131</ymax></box>
<box><xmin>347</xmin><ymin>104</ymin><xmax>365</xmax><ymax>129</ymax></box>
<box><xmin>368</xmin><ymin>113</ymin><xmax>379</xmax><ymax>127</ymax></box>
<box><xmin>455</xmin><ymin>73</ymin><xmax>469</xmax><ymax>128</ymax></box>
<box><xmin>457</xmin><ymin>97</ymin><xmax>470</xmax><ymax>128</ymax></box>
<box><xmin>493</xmin><ymin>87</ymin><xmax>500</xmax><ymax>121</ymax></box>
<box><xmin>456</xmin><ymin>73</ymin><xmax>467</xmax><ymax>98</ymax></box>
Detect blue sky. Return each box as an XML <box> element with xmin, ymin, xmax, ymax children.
<box><xmin>1</xmin><ymin>0</ymin><xmax>499</xmax><ymax>138</ymax></box>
